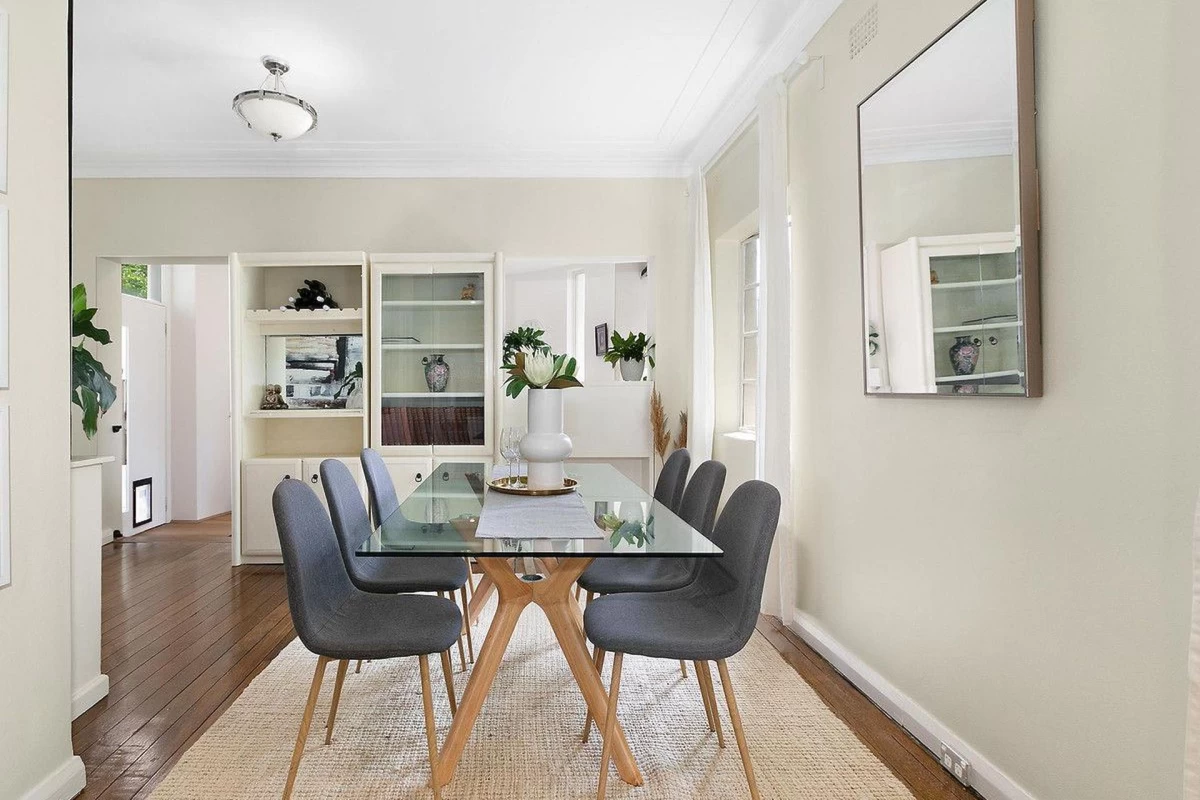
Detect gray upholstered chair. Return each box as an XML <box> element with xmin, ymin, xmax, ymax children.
<box><xmin>653</xmin><ymin>447</ymin><xmax>691</xmax><ymax>511</ymax></box>
<box><xmin>272</xmin><ymin>478</ymin><xmax>462</xmax><ymax>800</ymax></box>
<box><xmin>583</xmin><ymin>480</ymin><xmax>781</xmax><ymax>800</ymax></box>
<box><xmin>322</xmin><ymin>458</ymin><xmax>474</xmax><ymax>670</ymax></box>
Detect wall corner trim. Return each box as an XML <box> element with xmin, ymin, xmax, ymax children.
<box><xmin>789</xmin><ymin>610</ymin><xmax>1039</xmax><ymax>800</ymax></box>
<box><xmin>18</xmin><ymin>756</ymin><xmax>86</xmax><ymax>800</ymax></box>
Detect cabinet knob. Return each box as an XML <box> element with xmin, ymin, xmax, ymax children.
<box><xmin>415</xmin><ymin>472</ymin><xmax>423</xmax><ymax>482</ymax></box>
<box><xmin>310</xmin><ymin>474</ymin><xmax>319</xmax><ymax>484</ymax></box>
<box><xmin>283</xmin><ymin>474</ymin><xmax>291</xmax><ymax>481</ymax></box>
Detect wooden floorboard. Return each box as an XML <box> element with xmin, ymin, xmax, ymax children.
<box><xmin>76</xmin><ymin>514</ymin><xmax>975</xmax><ymax>800</ymax></box>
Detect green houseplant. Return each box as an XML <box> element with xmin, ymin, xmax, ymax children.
<box><xmin>71</xmin><ymin>284</ymin><xmax>118</xmax><ymax>439</ymax></box>
<box><xmin>502</xmin><ymin>326</ymin><xmax>549</xmax><ymax>366</ymax></box>
<box><xmin>604</xmin><ymin>330</ymin><xmax>655</xmax><ymax>381</ymax></box>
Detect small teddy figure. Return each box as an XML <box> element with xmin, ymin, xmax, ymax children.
<box><xmin>260</xmin><ymin>384</ymin><xmax>288</xmax><ymax>410</ymax></box>
<box><xmin>461</xmin><ymin>283</ymin><xmax>477</xmax><ymax>301</ymax></box>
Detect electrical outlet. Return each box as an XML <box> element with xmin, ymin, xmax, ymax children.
<box><xmin>940</xmin><ymin>744</ymin><xmax>971</xmax><ymax>786</ymax></box>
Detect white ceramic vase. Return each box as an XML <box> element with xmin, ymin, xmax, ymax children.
<box><xmin>520</xmin><ymin>388</ymin><xmax>573</xmax><ymax>489</ymax></box>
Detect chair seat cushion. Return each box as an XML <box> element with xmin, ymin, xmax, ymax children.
<box><xmin>577</xmin><ymin>557</ymin><xmax>695</xmax><ymax>595</ymax></box>
<box><xmin>351</xmin><ymin>555</ymin><xmax>469</xmax><ymax>594</ymax></box>
<box><xmin>304</xmin><ymin>592</ymin><xmax>462</xmax><ymax>660</ymax></box>
<box><xmin>583</xmin><ymin>581</ymin><xmax>750</xmax><ymax>662</ymax></box>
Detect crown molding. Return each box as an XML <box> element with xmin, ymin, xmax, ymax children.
<box><xmin>684</xmin><ymin>0</ymin><xmax>844</xmax><ymax>173</ymax></box>
<box><xmin>860</xmin><ymin>120</ymin><xmax>1016</xmax><ymax>167</ymax></box>
<box><xmin>72</xmin><ymin>141</ymin><xmax>691</xmax><ymax>179</ymax></box>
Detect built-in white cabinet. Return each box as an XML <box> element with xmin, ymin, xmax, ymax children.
<box><xmin>302</xmin><ymin>457</ymin><xmax>366</xmax><ymax>511</ymax></box>
<box><xmin>384</xmin><ymin>457</ymin><xmax>435</xmax><ymax>503</ymax></box>
<box><xmin>240</xmin><ymin>459</ymin><xmax>301</xmax><ymax>557</ymax></box>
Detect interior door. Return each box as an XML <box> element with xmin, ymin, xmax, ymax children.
<box><xmin>122</xmin><ymin>295</ymin><xmax>169</xmax><ymax>533</ymax></box>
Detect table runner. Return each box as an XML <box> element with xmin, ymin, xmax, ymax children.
<box><xmin>476</xmin><ymin>466</ymin><xmax>603</xmax><ymax>539</ymax></box>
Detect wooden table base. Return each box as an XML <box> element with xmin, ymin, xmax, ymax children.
<box><xmin>433</xmin><ymin>557</ymin><xmax>644</xmax><ymax>788</ymax></box>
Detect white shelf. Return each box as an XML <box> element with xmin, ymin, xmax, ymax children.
<box><xmin>245</xmin><ymin>308</ymin><xmax>363</xmax><ymax>323</ymax></box>
<box><xmin>382</xmin><ymin>392</ymin><xmax>484</xmax><ymax>399</ymax></box>
<box><xmin>245</xmin><ymin>409</ymin><xmax>364</xmax><ymax>419</ymax></box>
<box><xmin>381</xmin><ymin>300</ymin><xmax>484</xmax><ymax>307</ymax></box>
<box><xmin>381</xmin><ymin>343</ymin><xmax>484</xmax><ymax>351</ymax></box>
<box><xmin>931</xmin><ymin>278</ymin><xmax>1019</xmax><ymax>290</ymax></box>
<box><xmin>935</xmin><ymin>370</ymin><xmax>1024</xmax><ymax>384</ymax></box>
<box><xmin>933</xmin><ymin>321</ymin><xmax>1022</xmax><ymax>334</ymax></box>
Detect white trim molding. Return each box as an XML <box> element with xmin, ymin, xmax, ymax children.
<box><xmin>790</xmin><ymin>610</ymin><xmax>1039</xmax><ymax>800</ymax></box>
<box><xmin>860</xmin><ymin>120</ymin><xmax>1017</xmax><ymax>166</ymax></box>
<box><xmin>18</xmin><ymin>756</ymin><xmax>86</xmax><ymax>800</ymax></box>
<box><xmin>72</xmin><ymin>673</ymin><xmax>110</xmax><ymax>720</ymax></box>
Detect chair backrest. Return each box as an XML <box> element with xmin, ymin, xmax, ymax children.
<box><xmin>321</xmin><ymin>458</ymin><xmax>374</xmax><ymax>586</ymax></box>
<box><xmin>654</xmin><ymin>448</ymin><xmax>691</xmax><ymax>512</ymax></box>
<box><xmin>360</xmin><ymin>447</ymin><xmax>400</xmax><ymax>528</ymax></box>
<box><xmin>677</xmin><ymin>459</ymin><xmax>726</xmax><ymax>539</ymax></box>
<box><xmin>272</xmin><ymin>478</ymin><xmax>356</xmax><ymax>648</ymax></box>
<box><xmin>697</xmin><ymin>480</ymin><xmax>781</xmax><ymax>650</ymax></box>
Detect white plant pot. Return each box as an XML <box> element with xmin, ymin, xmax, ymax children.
<box><xmin>520</xmin><ymin>388</ymin><xmax>573</xmax><ymax>489</ymax></box>
<box><xmin>619</xmin><ymin>358</ymin><xmax>645</xmax><ymax>381</ymax></box>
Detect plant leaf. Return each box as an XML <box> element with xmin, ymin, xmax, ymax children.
<box><xmin>545</xmin><ymin>375</ymin><xmax>583</xmax><ymax>389</ymax></box>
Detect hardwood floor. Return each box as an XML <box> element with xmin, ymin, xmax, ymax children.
<box><xmin>76</xmin><ymin>516</ymin><xmax>975</xmax><ymax>800</ymax></box>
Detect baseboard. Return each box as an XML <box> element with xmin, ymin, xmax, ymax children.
<box><xmin>72</xmin><ymin>673</ymin><xmax>110</xmax><ymax>719</ymax></box>
<box><xmin>790</xmin><ymin>610</ymin><xmax>1038</xmax><ymax>800</ymax></box>
<box><xmin>19</xmin><ymin>755</ymin><xmax>86</xmax><ymax>800</ymax></box>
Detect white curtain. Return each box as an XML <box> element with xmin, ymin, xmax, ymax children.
<box><xmin>756</xmin><ymin>75</ymin><xmax>796</xmax><ymax>624</ymax></box>
<box><xmin>688</xmin><ymin>170</ymin><xmax>715</xmax><ymax>463</ymax></box>
<box><xmin>1187</xmin><ymin>489</ymin><xmax>1200</xmax><ymax>799</ymax></box>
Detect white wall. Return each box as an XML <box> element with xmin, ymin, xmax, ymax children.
<box><xmin>0</xmin><ymin>1</ymin><xmax>84</xmax><ymax>798</ymax></box>
<box><xmin>72</xmin><ymin>178</ymin><xmax>692</xmax><ymax>443</ymax></box>
<box><xmin>167</xmin><ymin>265</ymin><xmax>231</xmax><ymax>521</ymax></box>
<box><xmin>787</xmin><ymin>2</ymin><xmax>1198</xmax><ymax>799</ymax></box>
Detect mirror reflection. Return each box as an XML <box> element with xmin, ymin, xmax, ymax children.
<box><xmin>859</xmin><ymin>0</ymin><xmax>1034</xmax><ymax>396</ymax></box>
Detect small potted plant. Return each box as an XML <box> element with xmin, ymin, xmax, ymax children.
<box><xmin>502</xmin><ymin>326</ymin><xmax>549</xmax><ymax>366</ymax></box>
<box><xmin>501</xmin><ymin>350</ymin><xmax>583</xmax><ymax>489</ymax></box>
<box><xmin>604</xmin><ymin>331</ymin><xmax>655</xmax><ymax>381</ymax></box>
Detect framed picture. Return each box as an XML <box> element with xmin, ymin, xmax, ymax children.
<box><xmin>594</xmin><ymin>323</ymin><xmax>609</xmax><ymax>357</ymax></box>
<box><xmin>0</xmin><ymin>406</ymin><xmax>10</xmax><ymax>589</ymax></box>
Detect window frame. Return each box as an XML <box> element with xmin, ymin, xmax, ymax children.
<box><xmin>739</xmin><ymin>234</ymin><xmax>760</xmax><ymax>433</ymax></box>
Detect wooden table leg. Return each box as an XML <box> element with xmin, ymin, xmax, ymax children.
<box><xmin>466</xmin><ymin>573</ymin><xmax>496</xmax><ymax>625</ymax></box>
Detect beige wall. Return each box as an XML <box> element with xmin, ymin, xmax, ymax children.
<box><xmin>0</xmin><ymin>1</ymin><xmax>82</xmax><ymax>798</ymax></box>
<box><xmin>788</xmin><ymin>2</ymin><xmax>1197</xmax><ymax>799</ymax></box>
<box><xmin>71</xmin><ymin>177</ymin><xmax>692</xmax><ymax>452</ymax></box>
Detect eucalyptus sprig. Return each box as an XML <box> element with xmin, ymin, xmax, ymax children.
<box><xmin>501</xmin><ymin>350</ymin><xmax>584</xmax><ymax>398</ymax></box>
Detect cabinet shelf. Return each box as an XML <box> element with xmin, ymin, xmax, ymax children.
<box><xmin>381</xmin><ymin>343</ymin><xmax>484</xmax><ymax>351</ymax></box>
<box><xmin>935</xmin><ymin>370</ymin><xmax>1024</xmax><ymax>384</ymax></box>
<box><xmin>382</xmin><ymin>392</ymin><xmax>484</xmax><ymax>399</ymax></box>
<box><xmin>245</xmin><ymin>308</ymin><xmax>363</xmax><ymax>323</ymax></box>
<box><xmin>382</xmin><ymin>300</ymin><xmax>484</xmax><ymax>307</ymax></box>
<box><xmin>245</xmin><ymin>408</ymin><xmax>364</xmax><ymax>419</ymax></box>
<box><xmin>932</xmin><ymin>321</ymin><xmax>1022</xmax><ymax>334</ymax></box>
<box><xmin>931</xmin><ymin>278</ymin><xmax>1018</xmax><ymax>290</ymax></box>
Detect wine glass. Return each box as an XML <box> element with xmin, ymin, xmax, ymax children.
<box><xmin>500</xmin><ymin>427</ymin><xmax>521</xmax><ymax>486</ymax></box>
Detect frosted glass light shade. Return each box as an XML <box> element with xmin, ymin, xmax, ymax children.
<box><xmin>232</xmin><ymin>90</ymin><xmax>317</xmax><ymax>142</ymax></box>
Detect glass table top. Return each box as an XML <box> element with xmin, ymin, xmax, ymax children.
<box><xmin>357</xmin><ymin>462</ymin><xmax>722</xmax><ymax>558</ymax></box>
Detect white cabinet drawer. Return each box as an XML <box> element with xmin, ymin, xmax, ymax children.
<box><xmin>240</xmin><ymin>459</ymin><xmax>302</xmax><ymax>557</ymax></box>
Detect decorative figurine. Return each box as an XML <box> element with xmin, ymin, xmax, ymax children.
<box><xmin>260</xmin><ymin>384</ymin><xmax>288</xmax><ymax>410</ymax></box>
<box><xmin>461</xmin><ymin>283</ymin><xmax>477</xmax><ymax>301</ymax></box>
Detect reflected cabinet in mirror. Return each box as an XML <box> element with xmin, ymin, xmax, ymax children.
<box><xmin>858</xmin><ymin>0</ymin><xmax>1040</xmax><ymax>397</ymax></box>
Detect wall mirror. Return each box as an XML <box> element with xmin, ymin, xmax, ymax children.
<box><xmin>858</xmin><ymin>0</ymin><xmax>1040</xmax><ymax>397</ymax></box>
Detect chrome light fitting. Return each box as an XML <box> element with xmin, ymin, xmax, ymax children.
<box><xmin>232</xmin><ymin>56</ymin><xmax>318</xmax><ymax>142</ymax></box>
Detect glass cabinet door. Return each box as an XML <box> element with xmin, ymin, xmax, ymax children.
<box><xmin>928</xmin><ymin>246</ymin><xmax>1024</xmax><ymax>395</ymax></box>
<box><xmin>378</xmin><ymin>267</ymin><xmax>488</xmax><ymax>447</ymax></box>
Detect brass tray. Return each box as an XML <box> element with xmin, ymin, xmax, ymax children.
<box><xmin>487</xmin><ymin>476</ymin><xmax>578</xmax><ymax>497</ymax></box>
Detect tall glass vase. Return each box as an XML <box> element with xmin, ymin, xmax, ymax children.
<box><xmin>520</xmin><ymin>388</ymin><xmax>573</xmax><ymax>489</ymax></box>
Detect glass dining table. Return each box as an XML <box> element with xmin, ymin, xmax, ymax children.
<box><xmin>357</xmin><ymin>462</ymin><xmax>722</xmax><ymax>789</ymax></box>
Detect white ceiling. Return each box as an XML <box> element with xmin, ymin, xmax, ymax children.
<box><xmin>72</xmin><ymin>0</ymin><xmax>818</xmax><ymax>178</ymax></box>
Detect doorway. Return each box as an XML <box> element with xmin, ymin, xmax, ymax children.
<box><xmin>121</xmin><ymin>286</ymin><xmax>169</xmax><ymax>532</ymax></box>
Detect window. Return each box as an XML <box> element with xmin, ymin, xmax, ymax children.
<box><xmin>569</xmin><ymin>269</ymin><xmax>587</xmax><ymax>381</ymax></box>
<box><xmin>740</xmin><ymin>235</ymin><xmax>759</xmax><ymax>431</ymax></box>
<box><xmin>121</xmin><ymin>263</ymin><xmax>162</xmax><ymax>301</ymax></box>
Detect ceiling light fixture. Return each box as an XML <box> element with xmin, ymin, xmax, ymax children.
<box><xmin>232</xmin><ymin>56</ymin><xmax>318</xmax><ymax>142</ymax></box>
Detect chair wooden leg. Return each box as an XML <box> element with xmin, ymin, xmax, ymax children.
<box><xmin>465</xmin><ymin>557</ymin><xmax>477</xmax><ymax>593</ymax></box>
<box><xmin>418</xmin><ymin>655</ymin><xmax>443</xmax><ymax>800</ymax></box>
<box><xmin>459</xmin><ymin>586</ymin><xmax>475</xmax><ymax>663</ymax></box>
<box><xmin>596</xmin><ymin>652</ymin><xmax>624</xmax><ymax>800</ymax></box>
<box><xmin>699</xmin><ymin>660</ymin><xmax>725</xmax><ymax>747</ymax></box>
<box><xmin>282</xmin><ymin>655</ymin><xmax>329</xmax><ymax>800</ymax></box>
<box><xmin>324</xmin><ymin>659</ymin><xmax>350</xmax><ymax>745</ymax></box>
<box><xmin>440</xmin><ymin>649</ymin><xmax>458</xmax><ymax>716</ymax></box>
<box><xmin>716</xmin><ymin>659</ymin><xmax>759</xmax><ymax>800</ymax></box>
<box><xmin>581</xmin><ymin>646</ymin><xmax>606</xmax><ymax>742</ymax></box>
<box><xmin>586</xmin><ymin>590</ymin><xmax>595</xmax><ymax>608</ymax></box>
<box><xmin>680</xmin><ymin>659</ymin><xmax>688</xmax><ymax>678</ymax></box>
<box><xmin>693</xmin><ymin>660</ymin><xmax>716</xmax><ymax>734</ymax></box>
<box><xmin>355</xmin><ymin>659</ymin><xmax>362</xmax><ymax>674</ymax></box>
<box><xmin>574</xmin><ymin>584</ymin><xmax>582</xmax><ymax>603</ymax></box>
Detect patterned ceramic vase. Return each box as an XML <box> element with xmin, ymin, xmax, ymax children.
<box><xmin>948</xmin><ymin>336</ymin><xmax>980</xmax><ymax>376</ymax></box>
<box><xmin>422</xmin><ymin>354</ymin><xmax>450</xmax><ymax>392</ymax></box>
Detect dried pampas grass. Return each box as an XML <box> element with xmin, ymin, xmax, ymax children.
<box><xmin>673</xmin><ymin>411</ymin><xmax>688</xmax><ymax>452</ymax></box>
<box><xmin>650</xmin><ymin>389</ymin><xmax>671</xmax><ymax>466</ymax></box>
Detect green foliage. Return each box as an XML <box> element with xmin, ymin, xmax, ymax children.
<box><xmin>71</xmin><ymin>284</ymin><xmax>117</xmax><ymax>439</ymax></box>
<box><xmin>121</xmin><ymin>263</ymin><xmax>149</xmax><ymax>298</ymax></box>
<box><xmin>603</xmin><ymin>330</ymin><xmax>655</xmax><ymax>368</ymax></box>
<box><xmin>501</xmin><ymin>350</ymin><xmax>583</xmax><ymax>398</ymax></box>
<box><xmin>334</xmin><ymin>361</ymin><xmax>363</xmax><ymax>399</ymax></box>
<box><xmin>502</xmin><ymin>326</ymin><xmax>549</xmax><ymax>365</ymax></box>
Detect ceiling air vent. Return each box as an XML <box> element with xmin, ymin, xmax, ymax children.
<box><xmin>849</xmin><ymin>4</ymin><xmax>878</xmax><ymax>59</ymax></box>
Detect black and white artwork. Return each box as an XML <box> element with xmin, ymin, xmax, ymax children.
<box><xmin>278</xmin><ymin>335</ymin><xmax>364</xmax><ymax>409</ymax></box>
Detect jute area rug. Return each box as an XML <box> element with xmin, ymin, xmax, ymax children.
<box><xmin>150</xmin><ymin>597</ymin><xmax>915</xmax><ymax>799</ymax></box>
